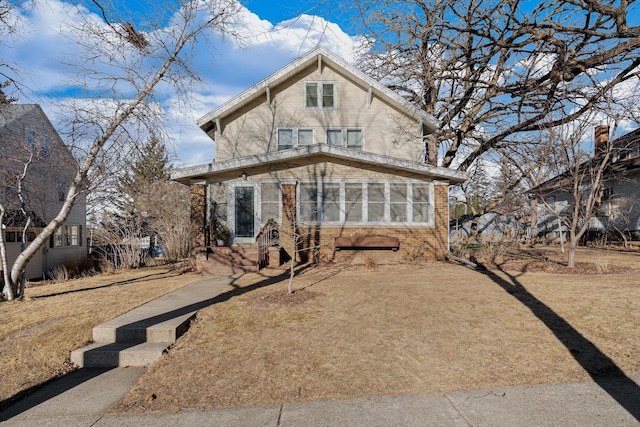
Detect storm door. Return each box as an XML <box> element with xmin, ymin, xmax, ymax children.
<box><xmin>234</xmin><ymin>187</ymin><xmax>255</xmax><ymax>238</ymax></box>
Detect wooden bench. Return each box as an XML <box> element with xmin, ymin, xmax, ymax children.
<box><xmin>334</xmin><ymin>236</ymin><xmax>400</xmax><ymax>251</ymax></box>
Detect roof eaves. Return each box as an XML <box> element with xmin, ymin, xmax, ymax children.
<box><xmin>171</xmin><ymin>145</ymin><xmax>467</xmax><ymax>183</ymax></box>
<box><xmin>196</xmin><ymin>47</ymin><xmax>439</xmax><ymax>132</ymax></box>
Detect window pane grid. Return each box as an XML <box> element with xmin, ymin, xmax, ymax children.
<box><xmin>298</xmin><ymin>129</ymin><xmax>314</xmax><ymax>145</ymax></box>
<box><xmin>367</xmin><ymin>183</ymin><xmax>386</xmax><ymax>222</ymax></box>
<box><xmin>327</xmin><ymin>129</ymin><xmax>342</xmax><ymax>146</ymax></box>
<box><xmin>261</xmin><ymin>183</ymin><xmax>280</xmax><ymax>222</ymax></box>
<box><xmin>299</xmin><ymin>183</ymin><xmax>318</xmax><ymax>222</ymax></box>
<box><xmin>296</xmin><ymin>181</ymin><xmax>432</xmax><ymax>225</ymax></box>
<box><xmin>346</xmin><ymin>129</ymin><xmax>362</xmax><ymax>148</ymax></box>
<box><xmin>345</xmin><ymin>183</ymin><xmax>362</xmax><ymax>222</ymax></box>
<box><xmin>412</xmin><ymin>184</ymin><xmax>431</xmax><ymax>223</ymax></box>
<box><xmin>322</xmin><ymin>183</ymin><xmax>340</xmax><ymax>222</ymax></box>
<box><xmin>322</xmin><ymin>83</ymin><xmax>334</xmax><ymax>107</ymax></box>
<box><xmin>305</xmin><ymin>83</ymin><xmax>318</xmax><ymax>107</ymax></box>
<box><xmin>277</xmin><ymin>129</ymin><xmax>293</xmax><ymax>150</ymax></box>
<box><xmin>390</xmin><ymin>183</ymin><xmax>407</xmax><ymax>222</ymax></box>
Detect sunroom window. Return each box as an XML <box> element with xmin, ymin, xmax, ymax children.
<box><xmin>298</xmin><ymin>181</ymin><xmax>433</xmax><ymax>225</ymax></box>
<box><xmin>367</xmin><ymin>183</ymin><xmax>385</xmax><ymax>222</ymax></box>
<box><xmin>322</xmin><ymin>183</ymin><xmax>341</xmax><ymax>222</ymax></box>
<box><xmin>412</xmin><ymin>183</ymin><xmax>431</xmax><ymax>223</ymax></box>
<box><xmin>261</xmin><ymin>182</ymin><xmax>280</xmax><ymax>222</ymax></box>
<box><xmin>299</xmin><ymin>183</ymin><xmax>318</xmax><ymax>222</ymax></box>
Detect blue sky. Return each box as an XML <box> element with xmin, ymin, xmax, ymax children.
<box><xmin>4</xmin><ymin>0</ymin><xmax>362</xmax><ymax>166</ymax></box>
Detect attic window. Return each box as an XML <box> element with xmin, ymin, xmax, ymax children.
<box><xmin>305</xmin><ymin>82</ymin><xmax>335</xmax><ymax>108</ymax></box>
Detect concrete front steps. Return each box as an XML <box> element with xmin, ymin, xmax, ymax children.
<box><xmin>71</xmin><ymin>276</ymin><xmax>233</xmax><ymax>368</ymax></box>
<box><xmin>196</xmin><ymin>245</ymin><xmax>260</xmax><ymax>275</ymax></box>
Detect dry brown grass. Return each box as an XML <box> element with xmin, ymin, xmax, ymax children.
<box><xmin>112</xmin><ymin>247</ymin><xmax>640</xmax><ymax>413</ymax></box>
<box><xmin>0</xmin><ymin>266</ymin><xmax>202</xmax><ymax>409</ymax></box>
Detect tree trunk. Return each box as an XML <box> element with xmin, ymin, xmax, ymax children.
<box><xmin>567</xmin><ymin>237</ymin><xmax>578</xmax><ymax>268</ymax></box>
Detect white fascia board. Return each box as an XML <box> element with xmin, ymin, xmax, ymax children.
<box><xmin>171</xmin><ymin>145</ymin><xmax>467</xmax><ymax>183</ymax></box>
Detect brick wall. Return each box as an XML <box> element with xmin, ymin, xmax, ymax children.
<box><xmin>190</xmin><ymin>185</ymin><xmax>206</xmax><ymax>252</ymax></box>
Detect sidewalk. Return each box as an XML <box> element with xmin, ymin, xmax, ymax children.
<box><xmin>2</xmin><ymin>372</ymin><xmax>639</xmax><ymax>426</ymax></box>
<box><xmin>1</xmin><ymin>275</ymin><xmax>639</xmax><ymax>426</ymax></box>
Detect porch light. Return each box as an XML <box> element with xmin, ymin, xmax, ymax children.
<box><xmin>241</xmin><ymin>172</ymin><xmax>248</xmax><ymax>180</ymax></box>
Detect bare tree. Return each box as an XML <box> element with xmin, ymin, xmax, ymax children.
<box><xmin>138</xmin><ymin>180</ymin><xmax>191</xmax><ymax>262</ymax></box>
<box><xmin>1</xmin><ymin>0</ymin><xmax>242</xmax><ymax>301</ymax></box>
<box><xmin>533</xmin><ymin>120</ymin><xmax>617</xmax><ymax>268</ymax></box>
<box><xmin>352</xmin><ymin>0</ymin><xmax>640</xmax><ymax>171</ymax></box>
<box><xmin>0</xmin><ymin>0</ymin><xmax>23</xmax><ymax>102</ymax></box>
<box><xmin>500</xmin><ymin>136</ymin><xmax>567</xmax><ymax>241</ymax></box>
<box><xmin>603</xmin><ymin>195</ymin><xmax>640</xmax><ymax>248</ymax></box>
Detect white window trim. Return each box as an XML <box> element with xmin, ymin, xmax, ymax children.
<box><xmin>304</xmin><ymin>81</ymin><xmax>336</xmax><ymax>109</ymax></box>
<box><xmin>276</xmin><ymin>127</ymin><xmax>316</xmax><ymax>150</ymax></box>
<box><xmin>325</xmin><ymin>127</ymin><xmax>364</xmax><ymax>150</ymax></box>
<box><xmin>259</xmin><ymin>181</ymin><xmax>282</xmax><ymax>225</ymax></box>
<box><xmin>296</xmin><ymin>179</ymin><xmax>434</xmax><ymax>226</ymax></box>
<box><xmin>225</xmin><ymin>180</ymin><xmax>283</xmax><ymax>242</ymax></box>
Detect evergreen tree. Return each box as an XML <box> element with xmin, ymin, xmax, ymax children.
<box><xmin>117</xmin><ymin>135</ymin><xmax>170</xmax><ymax>215</ymax></box>
<box><xmin>0</xmin><ymin>81</ymin><xmax>17</xmax><ymax>104</ymax></box>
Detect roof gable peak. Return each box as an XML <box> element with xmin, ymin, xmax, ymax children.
<box><xmin>197</xmin><ymin>47</ymin><xmax>438</xmax><ymax>134</ymax></box>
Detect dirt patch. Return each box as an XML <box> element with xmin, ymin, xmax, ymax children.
<box><xmin>456</xmin><ymin>245</ymin><xmax>634</xmax><ymax>274</ymax></box>
<box><xmin>112</xmin><ymin>248</ymin><xmax>640</xmax><ymax>413</ymax></box>
<box><xmin>247</xmin><ymin>288</ymin><xmax>322</xmax><ymax>307</ymax></box>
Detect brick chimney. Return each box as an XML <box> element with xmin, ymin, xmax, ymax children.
<box><xmin>594</xmin><ymin>125</ymin><xmax>609</xmax><ymax>157</ymax></box>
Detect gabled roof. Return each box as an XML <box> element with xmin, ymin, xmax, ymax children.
<box><xmin>2</xmin><ymin>210</ymin><xmax>48</xmax><ymax>228</ymax></box>
<box><xmin>197</xmin><ymin>46</ymin><xmax>440</xmax><ymax>135</ymax></box>
<box><xmin>0</xmin><ymin>104</ymin><xmax>41</xmax><ymax>128</ymax></box>
<box><xmin>532</xmin><ymin>128</ymin><xmax>640</xmax><ymax>194</ymax></box>
<box><xmin>171</xmin><ymin>144</ymin><xmax>467</xmax><ymax>184</ymax></box>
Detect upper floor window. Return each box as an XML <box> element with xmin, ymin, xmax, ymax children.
<box><xmin>305</xmin><ymin>82</ymin><xmax>335</xmax><ymax>108</ymax></box>
<box><xmin>57</xmin><ymin>182</ymin><xmax>66</xmax><ymax>202</ymax></box>
<box><xmin>26</xmin><ymin>128</ymin><xmax>50</xmax><ymax>156</ymax></box>
<box><xmin>54</xmin><ymin>225</ymin><xmax>82</xmax><ymax>247</ymax></box>
<box><xmin>26</xmin><ymin>129</ymin><xmax>36</xmax><ymax>146</ymax></box>
<box><xmin>326</xmin><ymin>128</ymin><xmax>363</xmax><ymax>149</ymax></box>
<box><xmin>277</xmin><ymin>128</ymin><xmax>315</xmax><ymax>150</ymax></box>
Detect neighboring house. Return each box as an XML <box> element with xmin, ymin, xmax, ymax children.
<box><xmin>534</xmin><ymin>125</ymin><xmax>640</xmax><ymax>242</ymax></box>
<box><xmin>172</xmin><ymin>47</ymin><xmax>467</xmax><ymax>268</ymax></box>
<box><xmin>1</xmin><ymin>104</ymin><xmax>87</xmax><ymax>280</ymax></box>
<box><xmin>450</xmin><ymin>211</ymin><xmax>525</xmax><ymax>245</ymax></box>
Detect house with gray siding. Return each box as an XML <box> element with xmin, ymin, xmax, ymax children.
<box><xmin>534</xmin><ymin>126</ymin><xmax>640</xmax><ymax>242</ymax></box>
<box><xmin>1</xmin><ymin>104</ymin><xmax>87</xmax><ymax>279</ymax></box>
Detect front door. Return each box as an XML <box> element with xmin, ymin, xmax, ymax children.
<box><xmin>235</xmin><ymin>187</ymin><xmax>255</xmax><ymax>238</ymax></box>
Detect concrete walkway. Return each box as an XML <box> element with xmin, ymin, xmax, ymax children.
<box><xmin>1</xmin><ymin>275</ymin><xmax>640</xmax><ymax>426</ymax></box>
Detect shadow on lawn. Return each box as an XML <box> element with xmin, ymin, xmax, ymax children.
<box><xmin>475</xmin><ymin>261</ymin><xmax>640</xmax><ymax>422</ymax></box>
<box><xmin>1</xmin><ymin>266</ymin><xmax>310</xmax><ymax>419</ymax></box>
<box><xmin>30</xmin><ymin>271</ymin><xmax>173</xmax><ymax>299</ymax></box>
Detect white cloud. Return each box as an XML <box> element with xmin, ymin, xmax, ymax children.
<box><xmin>6</xmin><ymin>0</ymin><xmax>362</xmax><ymax>165</ymax></box>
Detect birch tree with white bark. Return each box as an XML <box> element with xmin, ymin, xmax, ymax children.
<box><xmin>1</xmin><ymin>0</ymin><xmax>243</xmax><ymax>300</ymax></box>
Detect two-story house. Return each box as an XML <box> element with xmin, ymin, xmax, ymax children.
<box><xmin>1</xmin><ymin>104</ymin><xmax>87</xmax><ymax>280</ymax></box>
<box><xmin>172</xmin><ymin>47</ymin><xmax>467</xmax><ymax>271</ymax></box>
<box><xmin>534</xmin><ymin>125</ymin><xmax>640</xmax><ymax>243</ymax></box>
